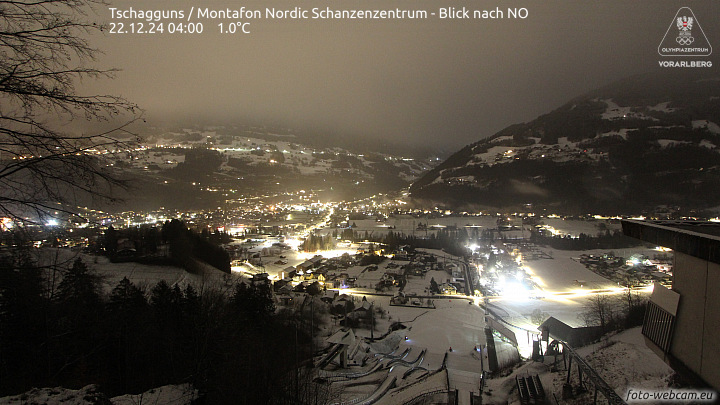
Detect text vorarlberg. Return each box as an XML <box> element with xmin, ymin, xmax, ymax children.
<box><xmin>658</xmin><ymin>60</ymin><xmax>712</xmax><ymax>68</ymax></box>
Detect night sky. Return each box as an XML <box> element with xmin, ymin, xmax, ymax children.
<box><xmin>85</xmin><ymin>0</ymin><xmax>719</xmax><ymax>154</ymax></box>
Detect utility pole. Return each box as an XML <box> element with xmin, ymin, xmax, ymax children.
<box><xmin>370</xmin><ymin>302</ymin><xmax>375</xmax><ymax>340</ymax></box>
<box><xmin>294</xmin><ymin>318</ymin><xmax>299</xmax><ymax>403</ymax></box>
<box><xmin>310</xmin><ymin>297</ymin><xmax>315</xmax><ymax>354</ymax></box>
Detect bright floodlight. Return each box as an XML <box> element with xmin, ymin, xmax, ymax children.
<box><xmin>502</xmin><ymin>282</ymin><xmax>530</xmax><ymax>301</ymax></box>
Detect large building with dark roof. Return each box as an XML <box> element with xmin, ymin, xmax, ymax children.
<box><xmin>622</xmin><ymin>220</ymin><xmax>720</xmax><ymax>390</ymax></box>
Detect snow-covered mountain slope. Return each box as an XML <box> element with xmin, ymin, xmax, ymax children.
<box><xmin>102</xmin><ymin>130</ymin><xmax>437</xmax><ymax>210</ymax></box>
<box><xmin>410</xmin><ymin>72</ymin><xmax>720</xmax><ymax>214</ymax></box>
<box><xmin>133</xmin><ymin>131</ymin><xmax>433</xmax><ymax>183</ymax></box>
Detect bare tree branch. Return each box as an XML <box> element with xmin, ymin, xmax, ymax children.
<box><xmin>0</xmin><ymin>0</ymin><xmax>142</xmax><ymax>226</ymax></box>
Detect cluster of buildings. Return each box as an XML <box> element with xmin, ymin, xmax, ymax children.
<box><xmin>266</xmin><ymin>247</ymin><xmax>468</xmax><ymax>308</ymax></box>
<box><xmin>578</xmin><ymin>252</ymin><xmax>673</xmax><ymax>286</ymax></box>
<box><xmin>270</xmin><ymin>254</ymin><xmax>360</xmax><ymax>297</ymax></box>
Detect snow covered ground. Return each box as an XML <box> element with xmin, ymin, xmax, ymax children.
<box><xmin>482</xmin><ymin>327</ymin><xmax>674</xmax><ymax>405</ymax></box>
<box><xmin>32</xmin><ymin>248</ymin><xmax>240</xmax><ymax>296</ymax></box>
<box><xmin>522</xmin><ymin>248</ymin><xmax>617</xmax><ymax>292</ymax></box>
<box><xmin>692</xmin><ymin>120</ymin><xmax>720</xmax><ymax>134</ymax></box>
<box><xmin>318</xmin><ymin>296</ymin><xmax>491</xmax><ymax>403</ymax></box>
<box><xmin>396</xmin><ymin>299</ymin><xmax>486</xmax><ymax>363</ymax></box>
<box><xmin>488</xmin><ymin>246</ymin><xmax>655</xmax><ymax>355</ymax></box>
<box><xmin>0</xmin><ymin>385</ymin><xmax>110</xmax><ymax>405</ymax></box>
<box><xmin>576</xmin><ymin>328</ymin><xmax>673</xmax><ymax>397</ymax></box>
<box><xmin>0</xmin><ymin>384</ymin><xmax>198</xmax><ymax>405</ymax></box>
<box><xmin>600</xmin><ymin>99</ymin><xmax>658</xmax><ymax>122</ymax></box>
<box><xmin>110</xmin><ymin>384</ymin><xmax>198</xmax><ymax>405</ymax></box>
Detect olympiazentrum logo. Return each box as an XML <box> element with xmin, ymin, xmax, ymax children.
<box><xmin>675</xmin><ymin>15</ymin><xmax>693</xmax><ymax>46</ymax></box>
<box><xmin>658</xmin><ymin>7</ymin><xmax>712</xmax><ymax>67</ymax></box>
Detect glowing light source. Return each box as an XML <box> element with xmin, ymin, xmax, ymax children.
<box><xmin>500</xmin><ymin>282</ymin><xmax>530</xmax><ymax>301</ymax></box>
<box><xmin>0</xmin><ymin>217</ymin><xmax>14</xmax><ymax>230</ymax></box>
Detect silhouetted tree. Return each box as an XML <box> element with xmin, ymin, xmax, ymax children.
<box><xmin>581</xmin><ymin>294</ymin><xmax>619</xmax><ymax>331</ymax></box>
<box><xmin>52</xmin><ymin>258</ymin><xmax>105</xmax><ymax>387</ymax></box>
<box><xmin>104</xmin><ymin>225</ymin><xmax>118</xmax><ymax>255</ymax></box>
<box><xmin>106</xmin><ymin>277</ymin><xmax>148</xmax><ymax>392</ymax></box>
<box><xmin>306</xmin><ymin>281</ymin><xmax>322</xmax><ymax>296</ymax></box>
<box><xmin>429</xmin><ymin>277</ymin><xmax>441</xmax><ymax>294</ymax></box>
<box><xmin>0</xmin><ymin>252</ymin><xmax>48</xmax><ymax>394</ymax></box>
<box><xmin>231</xmin><ymin>282</ymin><xmax>275</xmax><ymax>322</ymax></box>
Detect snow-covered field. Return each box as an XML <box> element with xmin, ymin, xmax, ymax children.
<box><xmin>522</xmin><ymin>247</ymin><xmax>652</xmax><ymax>292</ymax></box>
<box><xmin>33</xmin><ymin>249</ymin><xmax>239</xmax><ymax>295</ymax></box>
<box><xmin>490</xmin><ymin>246</ymin><xmax>656</xmax><ymax>338</ymax></box>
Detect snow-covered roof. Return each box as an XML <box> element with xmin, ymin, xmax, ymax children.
<box><xmin>322</xmin><ymin>290</ymin><xmax>338</xmax><ymax>300</ymax></box>
<box><xmin>355</xmin><ymin>301</ymin><xmax>372</xmax><ymax>311</ymax></box>
<box><xmin>539</xmin><ymin>317</ymin><xmax>604</xmax><ymax>347</ymax></box>
<box><xmin>327</xmin><ymin>328</ymin><xmax>356</xmax><ymax>346</ymax></box>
